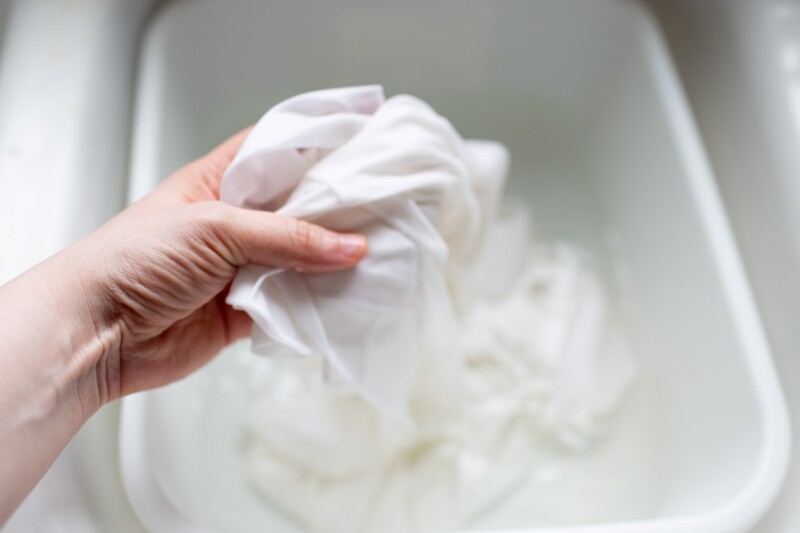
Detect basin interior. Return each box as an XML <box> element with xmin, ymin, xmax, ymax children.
<box><xmin>127</xmin><ymin>0</ymin><xmax>774</xmax><ymax>530</ymax></box>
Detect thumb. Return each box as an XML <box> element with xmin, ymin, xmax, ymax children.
<box><xmin>212</xmin><ymin>203</ymin><xmax>367</xmax><ymax>273</ymax></box>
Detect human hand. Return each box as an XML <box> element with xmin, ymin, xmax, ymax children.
<box><xmin>64</xmin><ymin>128</ymin><xmax>367</xmax><ymax>402</ymax></box>
<box><xmin>0</xmin><ymin>128</ymin><xmax>367</xmax><ymax>521</ymax></box>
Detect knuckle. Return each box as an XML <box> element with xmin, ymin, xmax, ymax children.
<box><xmin>199</xmin><ymin>201</ymin><xmax>230</xmax><ymax>228</ymax></box>
<box><xmin>287</xmin><ymin>218</ymin><xmax>319</xmax><ymax>253</ymax></box>
<box><xmin>193</xmin><ymin>202</ymin><xmax>239</xmax><ymax>263</ymax></box>
<box><xmin>189</xmin><ymin>202</ymin><xmax>225</xmax><ymax>238</ymax></box>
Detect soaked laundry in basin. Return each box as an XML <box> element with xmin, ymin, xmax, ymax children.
<box><xmin>226</xmin><ymin>86</ymin><xmax>635</xmax><ymax>532</ymax></box>
<box><xmin>244</xmin><ymin>242</ymin><xmax>634</xmax><ymax>533</ymax></box>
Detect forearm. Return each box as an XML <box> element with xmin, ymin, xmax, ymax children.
<box><xmin>0</xmin><ymin>243</ymin><xmax>109</xmax><ymax>522</ymax></box>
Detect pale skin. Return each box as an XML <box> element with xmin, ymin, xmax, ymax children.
<box><xmin>0</xmin><ymin>129</ymin><xmax>367</xmax><ymax>522</ymax></box>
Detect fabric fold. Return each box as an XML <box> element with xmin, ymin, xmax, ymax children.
<box><xmin>222</xmin><ymin>85</ymin><xmax>503</xmax><ymax>419</ymax></box>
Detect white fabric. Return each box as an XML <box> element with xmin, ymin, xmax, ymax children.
<box><xmin>226</xmin><ymin>86</ymin><xmax>635</xmax><ymax>532</ymax></box>
<box><xmin>222</xmin><ymin>85</ymin><xmax>500</xmax><ymax>419</ymax></box>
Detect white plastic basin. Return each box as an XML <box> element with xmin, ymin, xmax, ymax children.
<box><xmin>121</xmin><ymin>1</ymin><xmax>790</xmax><ymax>532</ymax></box>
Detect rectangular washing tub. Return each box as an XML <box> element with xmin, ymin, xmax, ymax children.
<box><xmin>120</xmin><ymin>1</ymin><xmax>790</xmax><ymax>532</ymax></box>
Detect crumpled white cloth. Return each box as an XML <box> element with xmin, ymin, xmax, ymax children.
<box><xmin>243</xmin><ymin>242</ymin><xmax>635</xmax><ymax>533</ymax></box>
<box><xmin>222</xmin><ymin>85</ymin><xmax>505</xmax><ymax>419</ymax></box>
<box><xmin>229</xmin><ymin>86</ymin><xmax>635</xmax><ymax>532</ymax></box>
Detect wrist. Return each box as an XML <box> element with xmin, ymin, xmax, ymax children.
<box><xmin>14</xmin><ymin>239</ymin><xmax>125</xmax><ymax>417</ymax></box>
<box><xmin>56</xmin><ymin>240</ymin><xmax>125</xmax><ymax>409</ymax></box>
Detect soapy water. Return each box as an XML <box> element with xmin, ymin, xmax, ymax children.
<box><xmin>239</xmin><ymin>216</ymin><xmax>658</xmax><ymax>532</ymax></box>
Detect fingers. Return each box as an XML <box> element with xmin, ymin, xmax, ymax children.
<box><xmin>210</xmin><ymin>203</ymin><xmax>367</xmax><ymax>273</ymax></box>
<box><xmin>149</xmin><ymin>129</ymin><xmax>367</xmax><ymax>274</ymax></box>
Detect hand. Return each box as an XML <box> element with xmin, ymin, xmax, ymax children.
<box><xmin>0</xmin><ymin>128</ymin><xmax>367</xmax><ymax>523</ymax></box>
<box><xmin>75</xmin><ymin>128</ymin><xmax>368</xmax><ymax>401</ymax></box>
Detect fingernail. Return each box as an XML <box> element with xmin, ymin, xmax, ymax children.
<box><xmin>336</xmin><ymin>233</ymin><xmax>367</xmax><ymax>261</ymax></box>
